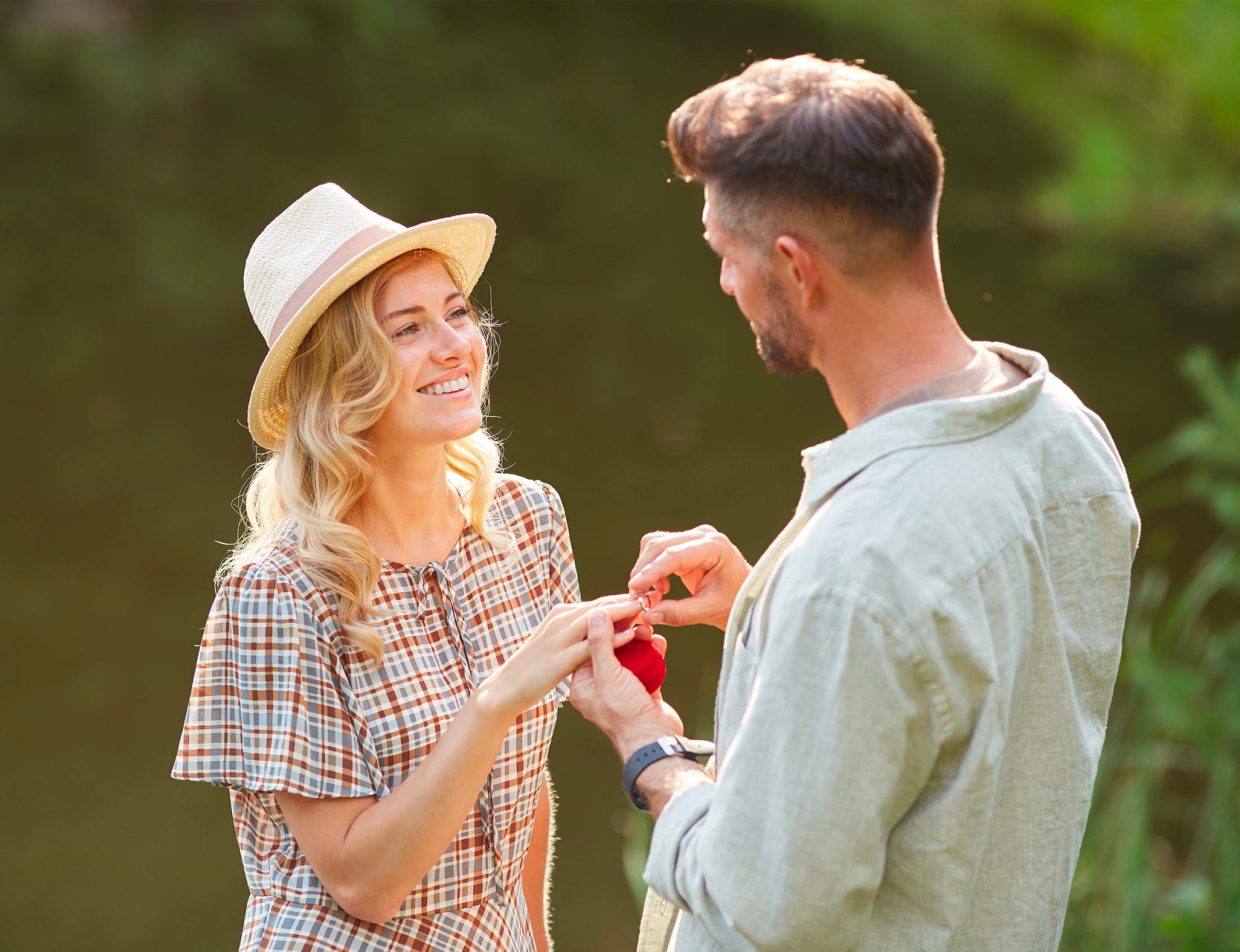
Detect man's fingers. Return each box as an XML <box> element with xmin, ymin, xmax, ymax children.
<box><xmin>630</xmin><ymin>531</ymin><xmax>689</xmax><ymax>586</ymax></box>
<box><xmin>630</xmin><ymin>538</ymin><xmax>720</xmax><ymax>593</ymax></box>
<box><xmin>650</xmin><ymin>633</ymin><xmax>668</xmax><ymax>658</ymax></box>
<box><xmin>632</xmin><ymin>580</ymin><xmax>670</xmax><ymax>613</ymax></box>
<box><xmin>644</xmin><ymin>593</ymin><xmax>713</xmax><ymax>627</ymax></box>
<box><xmin>586</xmin><ymin>609</ymin><xmax>621</xmax><ymax>675</ymax></box>
<box><xmin>563</xmin><ymin>639</ymin><xmax>594</xmax><ymax>672</ymax></box>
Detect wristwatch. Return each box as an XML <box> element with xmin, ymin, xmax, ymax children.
<box><xmin>621</xmin><ymin>735</ymin><xmax>715</xmax><ymax>811</ymax></box>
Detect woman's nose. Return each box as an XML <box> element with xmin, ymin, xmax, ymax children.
<box><xmin>431</xmin><ymin>322</ymin><xmax>472</xmax><ymax>361</ymax></box>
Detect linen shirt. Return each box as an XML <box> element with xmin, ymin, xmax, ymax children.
<box><xmin>642</xmin><ymin>343</ymin><xmax>1140</xmax><ymax>951</ymax></box>
<box><xmin>172</xmin><ymin>475</ymin><xmax>578</xmax><ymax>952</ymax></box>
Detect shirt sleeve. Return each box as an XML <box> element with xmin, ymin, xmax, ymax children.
<box><xmin>643</xmin><ymin>588</ymin><xmax>947</xmax><ymax>950</ymax></box>
<box><xmin>171</xmin><ymin>567</ymin><xmax>381</xmax><ymax>799</ymax></box>
<box><xmin>540</xmin><ymin>481</ymin><xmax>580</xmax><ymax>704</ymax></box>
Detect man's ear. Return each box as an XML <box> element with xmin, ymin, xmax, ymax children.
<box><xmin>772</xmin><ymin>234</ymin><xmax>824</xmax><ymax>309</ymax></box>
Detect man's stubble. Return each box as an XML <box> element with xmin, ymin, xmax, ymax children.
<box><xmin>755</xmin><ymin>272</ymin><xmax>816</xmax><ymax>376</ymax></box>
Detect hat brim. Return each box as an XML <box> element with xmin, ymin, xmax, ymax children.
<box><xmin>247</xmin><ymin>213</ymin><xmax>496</xmax><ymax>450</ymax></box>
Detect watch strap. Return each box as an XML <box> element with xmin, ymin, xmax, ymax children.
<box><xmin>621</xmin><ymin>736</ymin><xmax>715</xmax><ymax>811</ymax></box>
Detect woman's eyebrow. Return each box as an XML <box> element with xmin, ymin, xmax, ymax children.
<box><xmin>383</xmin><ymin>291</ymin><xmax>466</xmax><ymax>323</ymax></box>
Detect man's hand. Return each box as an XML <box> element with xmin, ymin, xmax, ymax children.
<box><xmin>628</xmin><ymin>525</ymin><xmax>752</xmax><ymax>631</ymax></box>
<box><xmin>570</xmin><ymin>611</ymin><xmax>684</xmax><ymax>760</ymax></box>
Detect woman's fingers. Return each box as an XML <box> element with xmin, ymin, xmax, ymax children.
<box><xmin>548</xmin><ymin>596</ymin><xmax>641</xmax><ymax>640</ymax></box>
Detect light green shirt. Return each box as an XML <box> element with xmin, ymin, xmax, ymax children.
<box><xmin>640</xmin><ymin>343</ymin><xmax>1140</xmax><ymax>951</ymax></box>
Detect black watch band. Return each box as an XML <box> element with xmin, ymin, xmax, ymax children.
<box><xmin>621</xmin><ymin>736</ymin><xmax>715</xmax><ymax>811</ymax></box>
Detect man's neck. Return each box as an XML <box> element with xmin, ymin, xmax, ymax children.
<box><xmin>815</xmin><ymin>287</ymin><xmax>976</xmax><ymax>429</ymax></box>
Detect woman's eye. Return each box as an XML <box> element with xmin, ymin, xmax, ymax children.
<box><xmin>448</xmin><ymin>307</ymin><xmax>472</xmax><ymax>322</ymax></box>
<box><xmin>393</xmin><ymin>322</ymin><xmax>421</xmax><ymax>339</ymax></box>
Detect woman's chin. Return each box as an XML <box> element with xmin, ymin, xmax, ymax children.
<box><xmin>450</xmin><ymin>416</ymin><xmax>485</xmax><ymax>442</ymax></box>
<box><xmin>423</xmin><ymin>412</ymin><xmax>485</xmax><ymax>446</ymax></box>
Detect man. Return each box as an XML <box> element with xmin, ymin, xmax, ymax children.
<box><xmin>569</xmin><ymin>55</ymin><xmax>1140</xmax><ymax>951</ymax></box>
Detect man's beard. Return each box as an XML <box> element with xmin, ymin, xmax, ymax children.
<box><xmin>754</xmin><ymin>276</ymin><xmax>815</xmax><ymax>375</ymax></box>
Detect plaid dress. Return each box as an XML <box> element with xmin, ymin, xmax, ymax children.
<box><xmin>172</xmin><ymin>476</ymin><xmax>579</xmax><ymax>951</ymax></box>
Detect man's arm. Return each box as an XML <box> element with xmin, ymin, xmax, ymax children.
<box><xmin>575</xmin><ymin>590</ymin><xmax>948</xmax><ymax>950</ymax></box>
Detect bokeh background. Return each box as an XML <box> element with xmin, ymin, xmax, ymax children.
<box><xmin>3</xmin><ymin>1</ymin><xmax>1237</xmax><ymax>949</ymax></box>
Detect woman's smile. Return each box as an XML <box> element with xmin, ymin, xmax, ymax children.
<box><xmin>417</xmin><ymin>372</ymin><xmax>472</xmax><ymax>397</ymax></box>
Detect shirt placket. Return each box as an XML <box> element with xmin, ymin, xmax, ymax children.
<box><xmin>424</xmin><ymin>562</ymin><xmax>507</xmax><ymax>904</ymax></box>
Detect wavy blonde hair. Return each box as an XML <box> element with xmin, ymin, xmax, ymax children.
<box><xmin>220</xmin><ymin>249</ymin><xmax>507</xmax><ymax>664</ymax></box>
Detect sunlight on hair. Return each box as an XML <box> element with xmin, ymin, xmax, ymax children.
<box><xmin>220</xmin><ymin>249</ymin><xmax>511</xmax><ymax>664</ymax></box>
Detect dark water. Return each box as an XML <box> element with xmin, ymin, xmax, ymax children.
<box><xmin>2</xmin><ymin>2</ymin><xmax>1235</xmax><ymax>949</ymax></box>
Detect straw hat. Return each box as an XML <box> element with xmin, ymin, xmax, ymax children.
<box><xmin>243</xmin><ymin>182</ymin><xmax>496</xmax><ymax>449</ymax></box>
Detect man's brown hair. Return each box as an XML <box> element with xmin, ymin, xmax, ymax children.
<box><xmin>668</xmin><ymin>55</ymin><xmax>944</xmax><ymax>276</ymax></box>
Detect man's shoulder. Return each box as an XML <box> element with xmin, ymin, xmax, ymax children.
<box><xmin>784</xmin><ymin>382</ymin><xmax>1135</xmax><ymax>609</ymax></box>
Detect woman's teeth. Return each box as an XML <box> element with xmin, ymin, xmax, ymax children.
<box><xmin>418</xmin><ymin>376</ymin><xmax>470</xmax><ymax>396</ymax></box>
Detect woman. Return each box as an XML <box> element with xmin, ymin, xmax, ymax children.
<box><xmin>172</xmin><ymin>183</ymin><xmax>642</xmax><ymax>950</ymax></box>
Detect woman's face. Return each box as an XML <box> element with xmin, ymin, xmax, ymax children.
<box><xmin>369</xmin><ymin>257</ymin><xmax>486</xmax><ymax>451</ymax></box>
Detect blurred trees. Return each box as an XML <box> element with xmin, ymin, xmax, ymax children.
<box><xmin>796</xmin><ymin>0</ymin><xmax>1240</xmax><ymax>309</ymax></box>
<box><xmin>1063</xmin><ymin>351</ymin><xmax>1240</xmax><ymax>950</ymax></box>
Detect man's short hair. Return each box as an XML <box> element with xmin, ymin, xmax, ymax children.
<box><xmin>667</xmin><ymin>55</ymin><xmax>944</xmax><ymax>278</ymax></box>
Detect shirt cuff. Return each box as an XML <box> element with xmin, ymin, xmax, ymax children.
<box><xmin>643</xmin><ymin>781</ymin><xmax>715</xmax><ymax>906</ymax></box>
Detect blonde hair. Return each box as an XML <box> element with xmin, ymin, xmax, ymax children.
<box><xmin>220</xmin><ymin>249</ymin><xmax>507</xmax><ymax>664</ymax></box>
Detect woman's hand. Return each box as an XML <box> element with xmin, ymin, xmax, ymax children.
<box><xmin>477</xmin><ymin>595</ymin><xmax>643</xmax><ymax>720</ymax></box>
<box><xmin>276</xmin><ymin>595</ymin><xmax>641</xmax><ymax>923</ymax></box>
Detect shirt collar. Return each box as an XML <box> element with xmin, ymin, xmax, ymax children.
<box><xmin>798</xmin><ymin>342</ymin><xmax>1048</xmax><ymax>511</ymax></box>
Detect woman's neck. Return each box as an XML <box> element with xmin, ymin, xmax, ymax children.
<box><xmin>350</xmin><ymin>444</ymin><xmax>465</xmax><ymax>567</ymax></box>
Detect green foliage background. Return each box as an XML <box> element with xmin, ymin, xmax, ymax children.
<box><xmin>1</xmin><ymin>1</ymin><xmax>1235</xmax><ymax>949</ymax></box>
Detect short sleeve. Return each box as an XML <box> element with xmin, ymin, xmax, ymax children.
<box><xmin>540</xmin><ymin>482</ymin><xmax>580</xmax><ymax>704</ymax></box>
<box><xmin>541</xmin><ymin>481</ymin><xmax>580</xmax><ymax>610</ymax></box>
<box><xmin>171</xmin><ymin>567</ymin><xmax>381</xmax><ymax>799</ymax></box>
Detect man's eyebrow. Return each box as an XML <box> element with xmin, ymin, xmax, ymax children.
<box><xmin>383</xmin><ymin>291</ymin><xmax>465</xmax><ymax>323</ymax></box>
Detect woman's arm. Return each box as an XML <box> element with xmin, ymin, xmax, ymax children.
<box><xmin>522</xmin><ymin>773</ymin><xmax>555</xmax><ymax>951</ymax></box>
<box><xmin>277</xmin><ymin>691</ymin><xmax>512</xmax><ymax>923</ymax></box>
<box><xmin>276</xmin><ymin>596</ymin><xmax>640</xmax><ymax>924</ymax></box>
